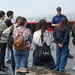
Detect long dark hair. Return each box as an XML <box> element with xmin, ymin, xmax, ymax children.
<box><xmin>36</xmin><ymin>19</ymin><xmax>47</xmax><ymax>43</ymax></box>
<box><xmin>15</xmin><ymin>16</ymin><xmax>22</xmax><ymax>23</ymax></box>
<box><xmin>58</xmin><ymin>18</ymin><xmax>68</xmax><ymax>32</ymax></box>
<box><xmin>72</xmin><ymin>22</ymin><xmax>75</xmax><ymax>33</ymax></box>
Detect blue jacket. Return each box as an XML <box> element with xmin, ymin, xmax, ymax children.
<box><xmin>53</xmin><ymin>27</ymin><xmax>69</xmax><ymax>45</ymax></box>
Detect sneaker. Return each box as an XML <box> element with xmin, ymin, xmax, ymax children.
<box><xmin>59</xmin><ymin>70</ymin><xmax>65</xmax><ymax>73</ymax></box>
<box><xmin>4</xmin><ymin>66</ymin><xmax>9</xmax><ymax>69</ymax></box>
<box><xmin>68</xmin><ymin>53</ymin><xmax>73</xmax><ymax>59</ymax></box>
<box><xmin>18</xmin><ymin>68</ymin><xmax>29</xmax><ymax>73</ymax></box>
<box><xmin>0</xmin><ymin>71</ymin><xmax>5</xmax><ymax>74</ymax></box>
<box><xmin>0</xmin><ymin>69</ymin><xmax>3</xmax><ymax>71</ymax></box>
<box><xmin>2</xmin><ymin>68</ymin><xmax>7</xmax><ymax>72</ymax></box>
<box><xmin>6</xmin><ymin>60</ymin><xmax>12</xmax><ymax>64</ymax></box>
<box><xmin>15</xmin><ymin>70</ymin><xmax>20</xmax><ymax>74</ymax></box>
<box><xmin>72</xmin><ymin>67</ymin><xmax>75</xmax><ymax>70</ymax></box>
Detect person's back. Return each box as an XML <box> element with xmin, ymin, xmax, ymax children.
<box><xmin>0</xmin><ymin>10</ymin><xmax>8</xmax><ymax>72</ymax></box>
<box><xmin>13</xmin><ymin>17</ymin><xmax>31</xmax><ymax>74</ymax></box>
<box><xmin>32</xmin><ymin>19</ymin><xmax>55</xmax><ymax>69</ymax></box>
<box><xmin>33</xmin><ymin>30</ymin><xmax>52</xmax><ymax>47</ymax></box>
<box><xmin>72</xmin><ymin>23</ymin><xmax>75</xmax><ymax>46</ymax></box>
<box><xmin>54</xmin><ymin>26</ymin><xmax>69</xmax><ymax>45</ymax></box>
<box><xmin>5</xmin><ymin>10</ymin><xmax>14</xmax><ymax>27</ymax></box>
<box><xmin>5</xmin><ymin>10</ymin><xmax>14</xmax><ymax>65</ymax></box>
<box><xmin>72</xmin><ymin>23</ymin><xmax>75</xmax><ymax>70</ymax></box>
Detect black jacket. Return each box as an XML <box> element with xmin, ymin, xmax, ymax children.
<box><xmin>72</xmin><ymin>32</ymin><xmax>75</xmax><ymax>45</ymax></box>
<box><xmin>54</xmin><ymin>27</ymin><xmax>69</xmax><ymax>45</ymax></box>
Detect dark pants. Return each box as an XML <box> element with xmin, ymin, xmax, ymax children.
<box><xmin>9</xmin><ymin>46</ymin><xmax>15</xmax><ymax>72</ymax></box>
<box><xmin>33</xmin><ymin>46</ymin><xmax>55</xmax><ymax>69</ymax></box>
<box><xmin>11</xmin><ymin>49</ymin><xmax>15</xmax><ymax>72</ymax></box>
<box><xmin>55</xmin><ymin>44</ymin><xmax>69</xmax><ymax>71</ymax></box>
<box><xmin>0</xmin><ymin>43</ymin><xmax>7</xmax><ymax>69</ymax></box>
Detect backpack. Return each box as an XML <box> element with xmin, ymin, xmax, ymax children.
<box><xmin>13</xmin><ymin>30</ymin><xmax>26</xmax><ymax>50</ymax></box>
<box><xmin>39</xmin><ymin>31</ymin><xmax>51</xmax><ymax>62</ymax></box>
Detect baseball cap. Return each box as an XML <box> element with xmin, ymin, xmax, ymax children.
<box><xmin>56</xmin><ymin>7</ymin><xmax>61</xmax><ymax>11</ymax></box>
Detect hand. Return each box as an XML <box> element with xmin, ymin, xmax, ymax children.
<box><xmin>58</xmin><ymin>44</ymin><xmax>63</xmax><ymax>47</ymax></box>
<box><xmin>10</xmin><ymin>25</ymin><xmax>14</xmax><ymax>31</ymax></box>
<box><xmin>30</xmin><ymin>47</ymin><xmax>33</xmax><ymax>51</ymax></box>
<box><xmin>57</xmin><ymin>24</ymin><xmax>60</xmax><ymax>27</ymax></box>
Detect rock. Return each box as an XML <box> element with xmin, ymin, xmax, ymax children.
<box><xmin>27</xmin><ymin>66</ymin><xmax>70</xmax><ymax>75</ymax></box>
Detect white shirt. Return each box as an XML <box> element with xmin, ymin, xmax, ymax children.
<box><xmin>32</xmin><ymin>30</ymin><xmax>53</xmax><ymax>50</ymax></box>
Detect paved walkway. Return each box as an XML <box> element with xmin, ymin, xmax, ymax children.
<box><xmin>0</xmin><ymin>38</ymin><xmax>75</xmax><ymax>75</ymax></box>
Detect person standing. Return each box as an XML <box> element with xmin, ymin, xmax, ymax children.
<box><xmin>0</xmin><ymin>10</ymin><xmax>8</xmax><ymax>72</ymax></box>
<box><xmin>52</xmin><ymin>7</ymin><xmax>73</xmax><ymax>59</ymax></box>
<box><xmin>13</xmin><ymin>17</ymin><xmax>31</xmax><ymax>74</ymax></box>
<box><xmin>5</xmin><ymin>10</ymin><xmax>14</xmax><ymax>63</ymax></box>
<box><xmin>32</xmin><ymin>19</ymin><xmax>55</xmax><ymax>69</ymax></box>
<box><xmin>3</xmin><ymin>16</ymin><xmax>22</xmax><ymax>73</ymax></box>
<box><xmin>53</xmin><ymin>18</ymin><xmax>69</xmax><ymax>72</ymax></box>
<box><xmin>72</xmin><ymin>23</ymin><xmax>75</xmax><ymax>70</ymax></box>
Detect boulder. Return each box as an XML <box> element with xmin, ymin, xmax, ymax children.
<box><xmin>27</xmin><ymin>66</ymin><xmax>70</xmax><ymax>75</ymax></box>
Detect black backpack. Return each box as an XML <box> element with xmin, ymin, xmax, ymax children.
<box><xmin>39</xmin><ymin>32</ymin><xmax>51</xmax><ymax>62</ymax></box>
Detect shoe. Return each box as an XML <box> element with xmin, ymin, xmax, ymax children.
<box><xmin>72</xmin><ymin>67</ymin><xmax>75</xmax><ymax>70</ymax></box>
<box><xmin>0</xmin><ymin>69</ymin><xmax>3</xmax><ymax>71</ymax></box>
<box><xmin>2</xmin><ymin>68</ymin><xmax>7</xmax><ymax>72</ymax></box>
<box><xmin>18</xmin><ymin>68</ymin><xmax>29</xmax><ymax>73</ymax></box>
<box><xmin>59</xmin><ymin>70</ymin><xmax>65</xmax><ymax>73</ymax></box>
<box><xmin>68</xmin><ymin>53</ymin><xmax>73</xmax><ymax>59</ymax></box>
<box><xmin>0</xmin><ymin>71</ymin><xmax>5</xmax><ymax>74</ymax></box>
<box><xmin>6</xmin><ymin>60</ymin><xmax>12</xmax><ymax>64</ymax></box>
<box><xmin>15</xmin><ymin>70</ymin><xmax>20</xmax><ymax>74</ymax></box>
<box><xmin>2</xmin><ymin>66</ymin><xmax>9</xmax><ymax>70</ymax></box>
<box><xmin>4</xmin><ymin>66</ymin><xmax>9</xmax><ymax>69</ymax></box>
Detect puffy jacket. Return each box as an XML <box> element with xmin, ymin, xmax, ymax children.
<box><xmin>0</xmin><ymin>20</ymin><xmax>8</xmax><ymax>43</ymax></box>
<box><xmin>53</xmin><ymin>26</ymin><xmax>69</xmax><ymax>45</ymax></box>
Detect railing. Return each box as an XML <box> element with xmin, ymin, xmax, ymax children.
<box><xmin>27</xmin><ymin>21</ymin><xmax>75</xmax><ymax>34</ymax></box>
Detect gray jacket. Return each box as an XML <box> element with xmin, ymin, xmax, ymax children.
<box><xmin>0</xmin><ymin>20</ymin><xmax>8</xmax><ymax>43</ymax></box>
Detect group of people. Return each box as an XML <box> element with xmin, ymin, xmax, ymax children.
<box><xmin>0</xmin><ymin>7</ymin><xmax>75</xmax><ymax>75</ymax></box>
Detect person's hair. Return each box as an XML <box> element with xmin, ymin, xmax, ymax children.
<box><xmin>58</xmin><ymin>18</ymin><xmax>68</xmax><ymax>32</ymax></box>
<box><xmin>15</xmin><ymin>16</ymin><xmax>22</xmax><ymax>23</ymax></box>
<box><xmin>0</xmin><ymin>10</ymin><xmax>5</xmax><ymax>18</ymax></box>
<box><xmin>36</xmin><ymin>19</ymin><xmax>47</xmax><ymax>43</ymax></box>
<box><xmin>7</xmin><ymin>10</ymin><xmax>13</xmax><ymax>17</ymax></box>
<box><xmin>72</xmin><ymin>22</ymin><xmax>75</xmax><ymax>33</ymax></box>
<box><xmin>19</xmin><ymin>17</ymin><xmax>27</xmax><ymax>26</ymax></box>
<box><xmin>22</xmin><ymin>17</ymin><xmax>27</xmax><ymax>23</ymax></box>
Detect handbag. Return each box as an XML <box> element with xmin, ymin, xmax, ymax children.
<box><xmin>39</xmin><ymin>31</ymin><xmax>51</xmax><ymax>62</ymax></box>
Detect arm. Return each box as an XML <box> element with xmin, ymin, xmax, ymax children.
<box><xmin>31</xmin><ymin>33</ymin><xmax>36</xmax><ymax>50</ymax></box>
<box><xmin>5</xmin><ymin>20</ymin><xmax>12</xmax><ymax>27</ymax></box>
<box><xmin>53</xmin><ymin>28</ymin><xmax>58</xmax><ymax>45</ymax></box>
<box><xmin>51</xmin><ymin>17</ymin><xmax>59</xmax><ymax>27</ymax></box>
<box><xmin>51</xmin><ymin>24</ymin><xmax>59</xmax><ymax>27</ymax></box>
<box><xmin>62</xmin><ymin>28</ymin><xmax>69</xmax><ymax>45</ymax></box>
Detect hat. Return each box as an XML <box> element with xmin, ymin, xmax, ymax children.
<box><xmin>56</xmin><ymin>7</ymin><xmax>61</xmax><ymax>11</ymax></box>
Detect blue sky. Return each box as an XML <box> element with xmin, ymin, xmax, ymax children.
<box><xmin>0</xmin><ymin>0</ymin><xmax>75</xmax><ymax>17</ymax></box>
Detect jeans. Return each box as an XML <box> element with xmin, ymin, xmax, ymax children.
<box><xmin>14</xmin><ymin>48</ymin><xmax>29</xmax><ymax>70</ymax></box>
<box><xmin>10</xmin><ymin>46</ymin><xmax>15</xmax><ymax>72</ymax></box>
<box><xmin>55</xmin><ymin>44</ymin><xmax>69</xmax><ymax>71</ymax></box>
<box><xmin>5</xmin><ymin>45</ymin><xmax>11</xmax><ymax>61</ymax></box>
